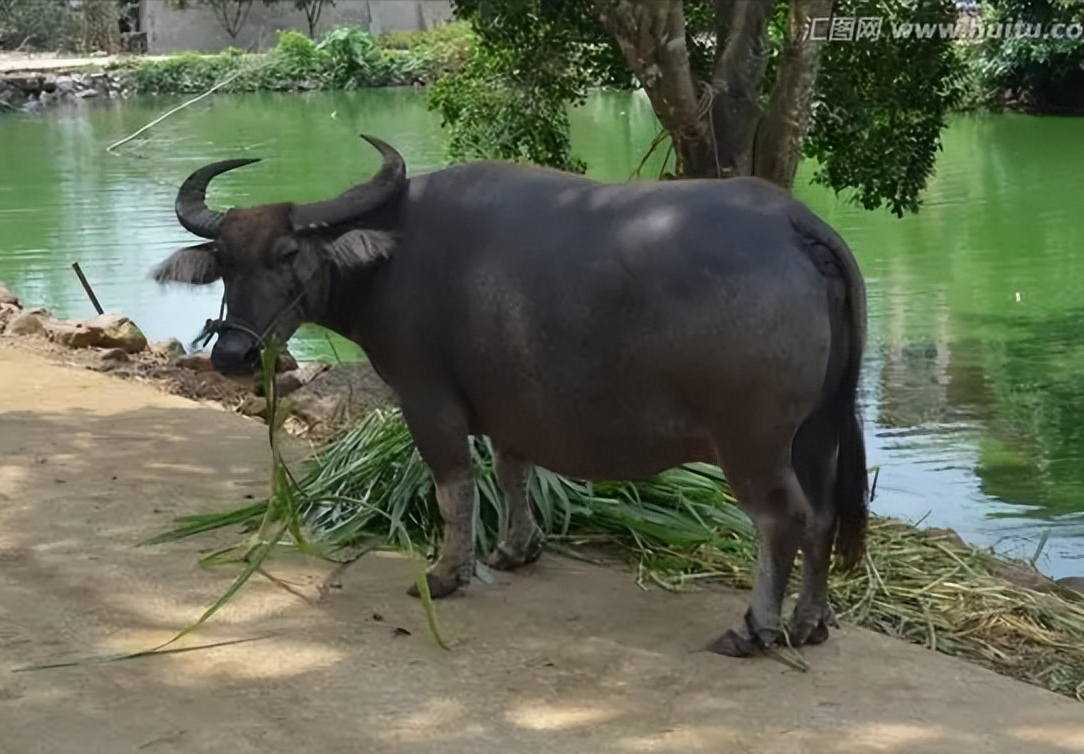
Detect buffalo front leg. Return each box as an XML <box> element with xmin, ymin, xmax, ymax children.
<box><xmin>401</xmin><ymin>401</ymin><xmax>476</xmax><ymax>600</ymax></box>
<box><xmin>406</xmin><ymin>472</ymin><xmax>477</xmax><ymax>599</ymax></box>
<box><xmin>708</xmin><ymin>470</ymin><xmax>806</xmax><ymax>657</ymax></box>
<box><xmin>487</xmin><ymin>447</ymin><xmax>544</xmax><ymax>571</ymax></box>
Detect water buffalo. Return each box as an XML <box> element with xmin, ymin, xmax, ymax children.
<box><xmin>152</xmin><ymin>134</ymin><xmax>869</xmax><ymax>656</ymax></box>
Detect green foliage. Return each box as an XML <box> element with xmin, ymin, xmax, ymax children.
<box><xmin>126</xmin><ymin>25</ymin><xmax>456</xmax><ymax>95</ymax></box>
<box><xmin>427</xmin><ymin>45</ymin><xmax>587</xmax><ymax>172</ymax></box>
<box><xmin>0</xmin><ymin>0</ymin><xmax>61</xmax><ymax>50</ymax></box>
<box><xmin>804</xmin><ymin>0</ymin><xmax>967</xmax><ymax>218</ymax></box>
<box><xmin>969</xmin><ymin>0</ymin><xmax>1084</xmax><ymax>112</ymax></box>
<box><xmin>316</xmin><ymin>25</ymin><xmax>425</xmax><ymax>88</ymax></box>
<box><xmin>434</xmin><ymin>0</ymin><xmax>969</xmax><ymax>216</ymax></box>
<box><xmin>378</xmin><ymin>21</ymin><xmax>478</xmax><ymax>79</ymax></box>
<box><xmin>0</xmin><ymin>0</ymin><xmax>119</xmax><ymax>53</ymax></box>
<box><xmin>127</xmin><ymin>47</ymin><xmax>252</xmax><ymax>94</ymax></box>
<box><xmin>425</xmin><ymin>1</ymin><xmax>619</xmax><ymax>171</ymax></box>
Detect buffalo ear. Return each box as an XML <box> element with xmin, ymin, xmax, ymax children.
<box><xmin>324</xmin><ymin>229</ymin><xmax>398</xmax><ymax>271</ymax></box>
<box><xmin>150</xmin><ymin>242</ymin><xmax>221</xmax><ymax>285</ymax></box>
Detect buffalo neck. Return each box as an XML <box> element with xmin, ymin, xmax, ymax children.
<box><xmin>312</xmin><ymin>261</ymin><xmax>387</xmax><ymax>356</ymax></box>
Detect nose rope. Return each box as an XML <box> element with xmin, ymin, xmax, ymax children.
<box><xmin>191</xmin><ymin>287</ymin><xmax>307</xmax><ymax>353</ymax></box>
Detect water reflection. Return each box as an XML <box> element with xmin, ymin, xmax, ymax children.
<box><xmin>2</xmin><ymin>91</ymin><xmax>1084</xmax><ymax>576</ymax></box>
<box><xmin>799</xmin><ymin>111</ymin><xmax>1084</xmax><ymax>576</ymax></box>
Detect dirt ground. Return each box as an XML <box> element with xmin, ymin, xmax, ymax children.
<box><xmin>1</xmin><ymin>344</ymin><xmax>1083</xmax><ymax>754</ymax></box>
<box><xmin>0</xmin><ymin>52</ymin><xmax>167</xmax><ymax>73</ymax></box>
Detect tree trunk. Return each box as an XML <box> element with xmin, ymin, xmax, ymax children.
<box><xmin>752</xmin><ymin>0</ymin><xmax>833</xmax><ymax>189</ymax></box>
<box><xmin>594</xmin><ymin>1</ymin><xmax>714</xmax><ymax>176</ymax></box>
<box><xmin>595</xmin><ymin>0</ymin><xmax>831</xmax><ymax>190</ymax></box>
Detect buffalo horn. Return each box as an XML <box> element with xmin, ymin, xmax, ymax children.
<box><xmin>174</xmin><ymin>158</ymin><xmax>261</xmax><ymax>239</ymax></box>
<box><xmin>289</xmin><ymin>134</ymin><xmax>407</xmax><ymax>233</ymax></box>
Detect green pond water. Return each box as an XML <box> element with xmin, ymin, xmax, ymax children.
<box><xmin>2</xmin><ymin>89</ymin><xmax>1083</xmax><ymax>578</ymax></box>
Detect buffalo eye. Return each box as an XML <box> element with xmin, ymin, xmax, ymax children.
<box><xmin>273</xmin><ymin>237</ymin><xmax>300</xmax><ymax>261</ymax></box>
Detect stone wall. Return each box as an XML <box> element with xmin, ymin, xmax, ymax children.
<box><xmin>139</xmin><ymin>0</ymin><xmax>456</xmax><ymax>54</ymax></box>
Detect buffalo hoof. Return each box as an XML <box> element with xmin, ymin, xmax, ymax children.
<box><xmin>486</xmin><ymin>528</ymin><xmax>545</xmax><ymax>571</ymax></box>
<box><xmin>706</xmin><ymin>608</ymin><xmax>776</xmax><ymax>658</ymax></box>
<box><xmin>787</xmin><ymin>604</ymin><xmax>838</xmax><ymax>647</ymax></box>
<box><xmin>406</xmin><ymin>571</ymin><xmax>467</xmax><ymax>600</ymax></box>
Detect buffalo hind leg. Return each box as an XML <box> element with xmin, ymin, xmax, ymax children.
<box><xmin>787</xmin><ymin>409</ymin><xmax>841</xmax><ymax>646</ymax></box>
<box><xmin>708</xmin><ymin>468</ymin><xmax>808</xmax><ymax>657</ymax></box>
<box><xmin>487</xmin><ymin>447</ymin><xmax>545</xmax><ymax>571</ymax></box>
<box><xmin>787</xmin><ymin>507</ymin><xmax>839</xmax><ymax>646</ymax></box>
<box><xmin>401</xmin><ymin>402</ymin><xmax>476</xmax><ymax>600</ymax></box>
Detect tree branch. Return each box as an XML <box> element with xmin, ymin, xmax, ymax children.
<box><xmin>592</xmin><ymin>0</ymin><xmax>708</xmax><ymax>172</ymax></box>
<box><xmin>712</xmin><ymin>0</ymin><xmax>775</xmax><ymax>97</ymax></box>
<box><xmin>752</xmin><ymin>0</ymin><xmax>833</xmax><ymax>188</ymax></box>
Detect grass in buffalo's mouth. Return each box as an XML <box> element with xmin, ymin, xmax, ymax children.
<box><xmin>148</xmin><ymin>394</ymin><xmax>1084</xmax><ymax>703</ymax></box>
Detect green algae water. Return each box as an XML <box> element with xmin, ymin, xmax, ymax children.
<box><xmin>2</xmin><ymin>89</ymin><xmax>1083</xmax><ymax>577</ymax></box>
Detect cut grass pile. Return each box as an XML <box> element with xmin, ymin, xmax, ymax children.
<box><xmin>150</xmin><ymin>404</ymin><xmax>1084</xmax><ymax>703</ymax></box>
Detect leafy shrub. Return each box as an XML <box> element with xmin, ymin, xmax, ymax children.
<box><xmin>315</xmin><ymin>26</ymin><xmax>424</xmax><ymax>88</ymax></box>
<box><xmin>126</xmin><ymin>24</ymin><xmax>466</xmax><ymax>95</ymax></box>
<box><xmin>968</xmin><ymin>0</ymin><xmax>1084</xmax><ymax>112</ymax></box>
<box><xmin>0</xmin><ymin>0</ymin><xmax>117</xmax><ymax>53</ymax></box>
<box><xmin>127</xmin><ymin>48</ymin><xmax>249</xmax><ymax>94</ymax></box>
<box><xmin>378</xmin><ymin>21</ymin><xmax>477</xmax><ymax>79</ymax></box>
<box><xmin>425</xmin><ymin>14</ymin><xmax>588</xmax><ymax>173</ymax></box>
<box><xmin>427</xmin><ymin>49</ymin><xmax>586</xmax><ymax>173</ymax></box>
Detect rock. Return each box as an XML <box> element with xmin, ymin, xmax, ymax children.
<box><xmin>44</xmin><ymin>319</ymin><xmax>104</xmax><ymax>349</ymax></box>
<box><xmin>5</xmin><ymin>75</ymin><xmax>43</xmax><ymax>94</ymax></box>
<box><xmin>76</xmin><ymin>89</ymin><xmax>98</xmax><ymax>99</ymax></box>
<box><xmin>37</xmin><ymin>313</ymin><xmax>148</xmax><ymax>352</ymax></box>
<box><xmin>5</xmin><ymin>309</ymin><xmax>50</xmax><ymax>338</ymax></box>
<box><xmin>0</xmin><ymin>282</ymin><xmax>18</xmax><ymax>307</ymax></box>
<box><xmin>990</xmin><ymin>560</ymin><xmax>1055</xmax><ymax>593</ymax></box>
<box><xmin>55</xmin><ymin>76</ymin><xmax>76</xmax><ymax>95</ymax></box>
<box><xmin>921</xmin><ymin>527</ymin><xmax>968</xmax><ymax>550</ymax></box>
<box><xmin>99</xmin><ymin>347</ymin><xmax>129</xmax><ymax>362</ymax></box>
<box><xmin>285</xmin><ymin>362</ymin><xmax>397</xmax><ymax>436</ymax></box>
<box><xmin>0</xmin><ymin>303</ymin><xmax>19</xmax><ymax>330</ymax></box>
<box><xmin>80</xmin><ymin>314</ymin><xmax>148</xmax><ymax>353</ymax></box>
<box><xmin>151</xmin><ymin>338</ymin><xmax>188</xmax><ymax>360</ymax></box>
<box><xmin>276</xmin><ymin>347</ymin><xmax>299</xmax><ymax>373</ymax></box>
<box><xmin>175</xmin><ymin>351</ymin><xmax>214</xmax><ymax>372</ymax></box>
<box><xmin>239</xmin><ymin>395</ymin><xmax>269</xmax><ymax>420</ymax></box>
<box><xmin>94</xmin><ymin>348</ymin><xmax>130</xmax><ymax>369</ymax></box>
<box><xmin>275</xmin><ymin>363</ymin><xmax>331</xmax><ymax>397</ymax></box>
<box><xmin>1056</xmin><ymin>576</ymin><xmax>1084</xmax><ymax>597</ymax></box>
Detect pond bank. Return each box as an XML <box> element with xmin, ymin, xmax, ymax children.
<box><xmin>0</xmin><ymin>67</ymin><xmax>129</xmax><ymax>112</ymax></box>
<box><xmin>0</xmin><ymin>280</ymin><xmax>392</xmax><ymax>440</ymax></box>
<box><xmin>0</xmin><ymin>24</ymin><xmax>473</xmax><ymax>115</ymax></box>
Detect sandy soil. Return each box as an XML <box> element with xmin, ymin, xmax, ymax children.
<box><xmin>1</xmin><ymin>344</ymin><xmax>1083</xmax><ymax>754</ymax></box>
<box><xmin>0</xmin><ymin>52</ymin><xmax>167</xmax><ymax>73</ymax></box>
